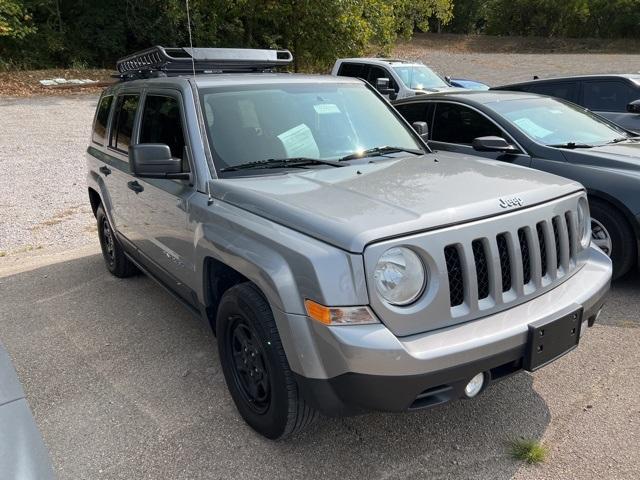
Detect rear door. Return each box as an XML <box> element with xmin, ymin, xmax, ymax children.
<box><xmin>580</xmin><ymin>79</ymin><xmax>640</xmax><ymax>133</ymax></box>
<box><xmin>123</xmin><ymin>90</ymin><xmax>198</xmax><ymax>300</ymax></box>
<box><xmin>427</xmin><ymin>101</ymin><xmax>531</xmax><ymax>166</ymax></box>
<box><xmin>105</xmin><ymin>92</ymin><xmax>141</xmax><ymax>241</ymax></box>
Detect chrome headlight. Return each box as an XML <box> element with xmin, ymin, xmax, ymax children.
<box><xmin>577</xmin><ymin>197</ymin><xmax>591</xmax><ymax>249</ymax></box>
<box><xmin>373</xmin><ymin>247</ymin><xmax>426</xmax><ymax>305</ymax></box>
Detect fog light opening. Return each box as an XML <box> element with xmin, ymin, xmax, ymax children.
<box><xmin>464</xmin><ymin>372</ymin><xmax>486</xmax><ymax>398</ymax></box>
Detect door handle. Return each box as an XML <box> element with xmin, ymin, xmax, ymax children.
<box><xmin>99</xmin><ymin>165</ymin><xmax>111</xmax><ymax>176</ymax></box>
<box><xmin>127</xmin><ymin>180</ymin><xmax>144</xmax><ymax>194</ymax></box>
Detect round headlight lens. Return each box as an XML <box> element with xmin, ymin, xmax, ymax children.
<box><xmin>577</xmin><ymin>197</ymin><xmax>591</xmax><ymax>249</ymax></box>
<box><xmin>373</xmin><ymin>247</ymin><xmax>426</xmax><ymax>305</ymax></box>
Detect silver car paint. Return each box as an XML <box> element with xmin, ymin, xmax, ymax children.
<box><xmin>284</xmin><ymin>245</ymin><xmax>610</xmax><ymax>379</ymax></box>
<box><xmin>87</xmin><ymin>74</ymin><xmax>612</xmax><ymax>382</ymax></box>
<box><xmin>212</xmin><ymin>152</ymin><xmax>583</xmax><ymax>253</ymax></box>
<box><xmin>0</xmin><ymin>344</ymin><xmax>55</xmax><ymax>479</ymax></box>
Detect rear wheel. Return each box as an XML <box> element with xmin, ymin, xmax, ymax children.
<box><xmin>217</xmin><ymin>283</ymin><xmax>318</xmax><ymax>439</ymax></box>
<box><xmin>589</xmin><ymin>199</ymin><xmax>636</xmax><ymax>279</ymax></box>
<box><xmin>96</xmin><ymin>204</ymin><xmax>137</xmax><ymax>278</ymax></box>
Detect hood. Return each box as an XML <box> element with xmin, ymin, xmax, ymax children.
<box><xmin>415</xmin><ymin>86</ymin><xmax>463</xmax><ymax>94</ymax></box>
<box><xmin>212</xmin><ymin>153</ymin><xmax>583</xmax><ymax>252</ymax></box>
<box><xmin>563</xmin><ymin>141</ymin><xmax>640</xmax><ymax>174</ymax></box>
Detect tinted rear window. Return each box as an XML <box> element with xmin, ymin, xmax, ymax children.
<box><xmin>92</xmin><ymin>95</ymin><xmax>113</xmax><ymax>145</ymax></box>
<box><xmin>338</xmin><ymin>63</ymin><xmax>364</xmax><ymax>77</ymax></box>
<box><xmin>526</xmin><ymin>82</ymin><xmax>578</xmax><ymax>102</ymax></box>
<box><xmin>110</xmin><ymin>94</ymin><xmax>140</xmax><ymax>154</ymax></box>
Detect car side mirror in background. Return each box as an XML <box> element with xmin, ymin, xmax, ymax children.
<box><xmin>626</xmin><ymin>99</ymin><xmax>640</xmax><ymax>114</ymax></box>
<box><xmin>129</xmin><ymin>144</ymin><xmax>189</xmax><ymax>179</ymax></box>
<box><xmin>376</xmin><ymin>77</ymin><xmax>396</xmax><ymax>97</ymax></box>
<box><xmin>472</xmin><ymin>136</ymin><xmax>518</xmax><ymax>153</ymax></box>
<box><xmin>412</xmin><ymin>121</ymin><xmax>429</xmax><ymax>140</ymax></box>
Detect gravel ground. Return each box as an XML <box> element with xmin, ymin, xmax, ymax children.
<box><xmin>0</xmin><ymin>95</ymin><xmax>98</xmax><ymax>254</ymax></box>
<box><xmin>1</xmin><ymin>50</ymin><xmax>640</xmax><ymax>479</ymax></box>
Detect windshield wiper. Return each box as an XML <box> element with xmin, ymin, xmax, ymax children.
<box><xmin>339</xmin><ymin>146</ymin><xmax>423</xmax><ymax>162</ymax></box>
<box><xmin>607</xmin><ymin>137</ymin><xmax>632</xmax><ymax>144</ymax></box>
<box><xmin>220</xmin><ymin>157</ymin><xmax>344</xmax><ymax>172</ymax></box>
<box><xmin>548</xmin><ymin>142</ymin><xmax>593</xmax><ymax>149</ymax></box>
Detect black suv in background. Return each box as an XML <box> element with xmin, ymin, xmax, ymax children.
<box><xmin>494</xmin><ymin>74</ymin><xmax>640</xmax><ymax>133</ymax></box>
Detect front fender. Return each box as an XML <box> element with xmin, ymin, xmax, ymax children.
<box><xmin>190</xmin><ymin>194</ymin><xmax>369</xmax><ymax>315</ymax></box>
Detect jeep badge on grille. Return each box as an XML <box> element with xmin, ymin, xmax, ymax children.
<box><xmin>499</xmin><ymin>197</ymin><xmax>524</xmax><ymax>209</ymax></box>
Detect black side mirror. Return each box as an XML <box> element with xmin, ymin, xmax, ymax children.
<box><xmin>412</xmin><ymin>121</ymin><xmax>429</xmax><ymax>140</ymax></box>
<box><xmin>375</xmin><ymin>77</ymin><xmax>396</xmax><ymax>96</ymax></box>
<box><xmin>472</xmin><ymin>136</ymin><xmax>518</xmax><ymax>153</ymax></box>
<box><xmin>129</xmin><ymin>144</ymin><xmax>189</xmax><ymax>179</ymax></box>
<box><xmin>627</xmin><ymin>99</ymin><xmax>640</xmax><ymax>114</ymax></box>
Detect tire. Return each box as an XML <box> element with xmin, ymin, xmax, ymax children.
<box><xmin>589</xmin><ymin>199</ymin><xmax>636</xmax><ymax>280</ymax></box>
<box><xmin>96</xmin><ymin>204</ymin><xmax>138</xmax><ymax>278</ymax></box>
<box><xmin>216</xmin><ymin>282</ymin><xmax>318</xmax><ymax>439</ymax></box>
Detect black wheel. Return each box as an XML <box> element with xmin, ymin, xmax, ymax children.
<box><xmin>96</xmin><ymin>204</ymin><xmax>137</xmax><ymax>278</ymax></box>
<box><xmin>589</xmin><ymin>199</ymin><xmax>636</xmax><ymax>280</ymax></box>
<box><xmin>217</xmin><ymin>283</ymin><xmax>318</xmax><ymax>439</ymax></box>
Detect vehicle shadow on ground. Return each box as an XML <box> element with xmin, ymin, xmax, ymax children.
<box><xmin>597</xmin><ymin>270</ymin><xmax>640</xmax><ymax>328</ymax></box>
<box><xmin>0</xmin><ymin>253</ymin><xmax>567</xmax><ymax>479</ymax></box>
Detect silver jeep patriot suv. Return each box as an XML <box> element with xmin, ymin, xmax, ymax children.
<box><xmin>86</xmin><ymin>47</ymin><xmax>612</xmax><ymax>439</ymax></box>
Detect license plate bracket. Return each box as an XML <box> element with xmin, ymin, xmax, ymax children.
<box><xmin>524</xmin><ymin>309</ymin><xmax>582</xmax><ymax>372</ymax></box>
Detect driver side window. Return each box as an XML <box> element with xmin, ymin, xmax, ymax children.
<box><xmin>431</xmin><ymin>103</ymin><xmax>504</xmax><ymax>145</ymax></box>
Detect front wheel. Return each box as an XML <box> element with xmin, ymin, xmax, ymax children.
<box><xmin>217</xmin><ymin>283</ymin><xmax>318</xmax><ymax>439</ymax></box>
<box><xmin>589</xmin><ymin>199</ymin><xmax>636</xmax><ymax>280</ymax></box>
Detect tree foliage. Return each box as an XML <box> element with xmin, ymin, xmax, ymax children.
<box><xmin>0</xmin><ymin>0</ymin><xmax>454</xmax><ymax>70</ymax></box>
<box><xmin>0</xmin><ymin>0</ymin><xmax>35</xmax><ymax>39</ymax></box>
<box><xmin>445</xmin><ymin>0</ymin><xmax>640</xmax><ymax>38</ymax></box>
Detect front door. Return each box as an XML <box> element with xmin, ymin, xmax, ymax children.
<box><xmin>581</xmin><ymin>79</ymin><xmax>640</xmax><ymax>133</ymax></box>
<box><xmin>123</xmin><ymin>91</ymin><xmax>198</xmax><ymax>302</ymax></box>
<box><xmin>427</xmin><ymin>102</ymin><xmax>532</xmax><ymax>167</ymax></box>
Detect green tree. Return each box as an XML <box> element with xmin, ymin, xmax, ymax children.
<box><xmin>0</xmin><ymin>0</ymin><xmax>35</xmax><ymax>39</ymax></box>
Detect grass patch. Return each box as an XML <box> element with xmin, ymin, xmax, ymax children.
<box><xmin>509</xmin><ymin>438</ymin><xmax>548</xmax><ymax>464</ymax></box>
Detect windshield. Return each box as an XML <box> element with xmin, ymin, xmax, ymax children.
<box><xmin>393</xmin><ymin>65</ymin><xmax>448</xmax><ymax>90</ymax></box>
<box><xmin>488</xmin><ymin>97</ymin><xmax>628</xmax><ymax>146</ymax></box>
<box><xmin>199</xmin><ymin>83</ymin><xmax>423</xmax><ymax>174</ymax></box>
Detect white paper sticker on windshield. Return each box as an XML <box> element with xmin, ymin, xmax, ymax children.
<box><xmin>277</xmin><ymin>123</ymin><xmax>319</xmax><ymax>158</ymax></box>
<box><xmin>313</xmin><ymin>103</ymin><xmax>341</xmax><ymax>115</ymax></box>
<box><xmin>513</xmin><ymin>118</ymin><xmax>553</xmax><ymax>139</ymax></box>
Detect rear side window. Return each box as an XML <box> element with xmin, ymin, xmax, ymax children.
<box><xmin>582</xmin><ymin>81</ymin><xmax>636</xmax><ymax>112</ymax></box>
<box><xmin>110</xmin><ymin>94</ymin><xmax>140</xmax><ymax>154</ymax></box>
<box><xmin>431</xmin><ymin>103</ymin><xmax>502</xmax><ymax>145</ymax></box>
<box><xmin>92</xmin><ymin>95</ymin><xmax>113</xmax><ymax>145</ymax></box>
<box><xmin>139</xmin><ymin>95</ymin><xmax>186</xmax><ymax>160</ymax></box>
<box><xmin>527</xmin><ymin>82</ymin><xmax>578</xmax><ymax>103</ymax></box>
<box><xmin>337</xmin><ymin>63</ymin><xmax>364</xmax><ymax>77</ymax></box>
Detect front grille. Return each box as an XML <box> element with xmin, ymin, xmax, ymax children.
<box><xmin>444</xmin><ymin>209</ymin><xmax>578</xmax><ymax>309</ymax></box>
<box><xmin>444</xmin><ymin>246</ymin><xmax>464</xmax><ymax>307</ymax></box>
<box><xmin>472</xmin><ymin>240</ymin><xmax>490</xmax><ymax>300</ymax></box>
<box><xmin>536</xmin><ymin>223</ymin><xmax>548</xmax><ymax>277</ymax></box>
<box><xmin>552</xmin><ymin>217</ymin><xmax>562</xmax><ymax>268</ymax></box>
<box><xmin>518</xmin><ymin>228</ymin><xmax>532</xmax><ymax>285</ymax></box>
<box><xmin>496</xmin><ymin>233</ymin><xmax>511</xmax><ymax>292</ymax></box>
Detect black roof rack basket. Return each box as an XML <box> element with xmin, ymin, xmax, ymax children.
<box><xmin>116</xmin><ymin>46</ymin><xmax>293</xmax><ymax>80</ymax></box>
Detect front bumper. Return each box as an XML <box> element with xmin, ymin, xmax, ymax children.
<box><xmin>276</xmin><ymin>246</ymin><xmax>611</xmax><ymax>416</ymax></box>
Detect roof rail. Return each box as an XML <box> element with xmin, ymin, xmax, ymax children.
<box><xmin>116</xmin><ymin>46</ymin><xmax>293</xmax><ymax>80</ymax></box>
